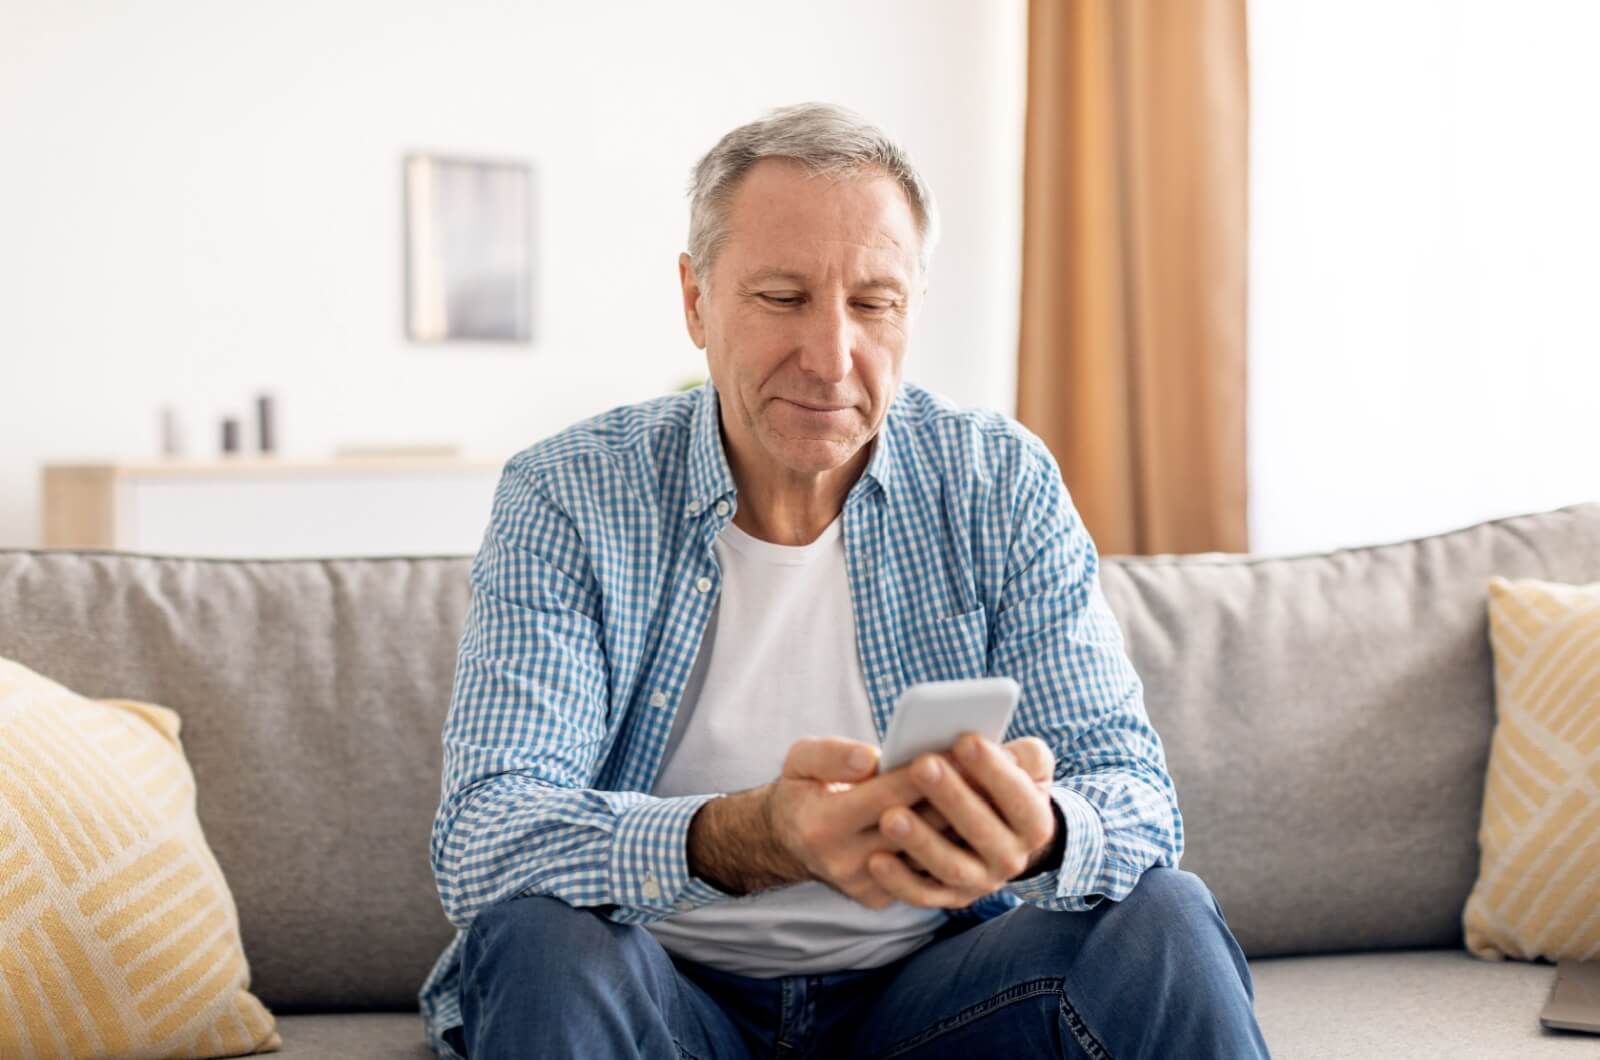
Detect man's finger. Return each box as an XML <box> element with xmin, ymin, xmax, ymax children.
<box><xmin>1003</xmin><ymin>736</ymin><xmax>1054</xmax><ymax>783</ymax></box>
<box><xmin>866</xmin><ymin>850</ymin><xmax>972</xmax><ymax>909</ymax></box>
<box><xmin>775</xmin><ymin>749</ymin><xmax>931</xmax><ymax>840</ymax></box>
<box><xmin>909</xmin><ymin>752</ymin><xmax>1017</xmax><ymax>864</ymax></box>
<box><xmin>958</xmin><ymin>737</ymin><xmax>1056</xmax><ymax>853</ymax></box>
<box><xmin>823</xmin><ymin>767</ymin><xmax>932</xmax><ymax>835</ymax></box>
<box><xmin>911</xmin><ymin>743</ymin><xmax>1055</xmax><ymax>883</ymax></box>
<box><xmin>914</xmin><ymin>804</ymin><xmax>952</xmax><ymax>834</ymax></box>
<box><xmin>880</xmin><ymin>803</ymin><xmax>991</xmax><ymax>893</ymax></box>
<box><xmin>837</xmin><ymin>879</ymin><xmax>898</xmax><ymax>910</ymax></box>
<box><xmin>782</xmin><ymin>737</ymin><xmax>880</xmax><ymax>783</ymax></box>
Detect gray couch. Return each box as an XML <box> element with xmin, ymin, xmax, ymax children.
<box><xmin>2</xmin><ymin>501</ymin><xmax>1598</xmax><ymax>1059</ymax></box>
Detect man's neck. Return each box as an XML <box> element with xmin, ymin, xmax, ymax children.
<box><xmin>725</xmin><ymin>444</ymin><xmax>869</xmax><ymax>546</ymax></box>
<box><xmin>730</xmin><ymin>500</ymin><xmax>841</xmax><ymax>546</ymax></box>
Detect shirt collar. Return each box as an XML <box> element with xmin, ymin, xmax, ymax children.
<box><xmin>684</xmin><ymin>381</ymin><xmax>898</xmax><ymax>518</ymax></box>
<box><xmin>685</xmin><ymin>381</ymin><xmax>735</xmax><ymax>517</ymax></box>
<box><xmin>851</xmin><ymin>390</ymin><xmax>898</xmax><ymax>500</ymax></box>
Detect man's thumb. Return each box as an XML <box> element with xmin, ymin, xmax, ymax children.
<box><xmin>783</xmin><ymin>737</ymin><xmax>880</xmax><ymax>781</ymax></box>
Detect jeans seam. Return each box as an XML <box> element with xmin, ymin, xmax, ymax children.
<box><xmin>457</xmin><ymin>915</ymin><xmax>484</xmax><ymax>1055</ymax></box>
<box><xmin>1058</xmin><ymin>985</ymin><xmax>1115</xmax><ymax>1060</ymax></box>
<box><xmin>865</xmin><ymin>976</ymin><xmax>1064</xmax><ymax>1060</ymax></box>
<box><xmin>777</xmin><ymin>976</ymin><xmax>793</xmax><ymax>1051</ymax></box>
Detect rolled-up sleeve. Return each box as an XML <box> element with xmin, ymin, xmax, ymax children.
<box><xmin>990</xmin><ymin>440</ymin><xmax>1185</xmax><ymax>912</ymax></box>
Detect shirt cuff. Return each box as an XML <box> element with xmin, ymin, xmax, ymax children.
<box><xmin>609</xmin><ymin>792</ymin><xmax>737</xmax><ymax>915</ymax></box>
<box><xmin>1005</xmin><ymin>785</ymin><xmax>1107</xmax><ymax>910</ymax></box>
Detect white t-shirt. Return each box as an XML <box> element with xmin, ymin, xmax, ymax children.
<box><xmin>644</xmin><ymin>514</ymin><xmax>947</xmax><ymax>977</ymax></box>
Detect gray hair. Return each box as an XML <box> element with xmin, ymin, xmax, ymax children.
<box><xmin>685</xmin><ymin>102</ymin><xmax>940</xmax><ymax>293</ymax></box>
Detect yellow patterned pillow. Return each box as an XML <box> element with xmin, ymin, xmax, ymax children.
<box><xmin>1463</xmin><ymin>576</ymin><xmax>1600</xmax><ymax>962</ymax></box>
<box><xmin>0</xmin><ymin>656</ymin><xmax>280</xmax><ymax>1058</ymax></box>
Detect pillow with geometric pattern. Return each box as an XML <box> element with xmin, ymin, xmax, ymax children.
<box><xmin>0</xmin><ymin>655</ymin><xmax>280</xmax><ymax>1058</ymax></box>
<box><xmin>1462</xmin><ymin>576</ymin><xmax>1600</xmax><ymax>962</ymax></box>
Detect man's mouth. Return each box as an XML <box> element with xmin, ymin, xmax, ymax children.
<box><xmin>781</xmin><ymin>398</ymin><xmax>850</xmax><ymax>413</ymax></box>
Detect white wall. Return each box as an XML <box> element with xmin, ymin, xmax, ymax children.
<box><xmin>1248</xmin><ymin>0</ymin><xmax>1600</xmax><ymax>556</ymax></box>
<box><xmin>0</xmin><ymin>1</ymin><xmax>1026</xmax><ymax>549</ymax></box>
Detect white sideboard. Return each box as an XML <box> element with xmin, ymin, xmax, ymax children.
<box><xmin>41</xmin><ymin>457</ymin><xmax>507</xmax><ymax>558</ymax></box>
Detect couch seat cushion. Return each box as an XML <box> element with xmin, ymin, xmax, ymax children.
<box><xmin>1251</xmin><ymin>949</ymin><xmax>1594</xmax><ymax>1057</ymax></box>
<box><xmin>272</xmin><ymin>1013</ymin><xmax>434</xmax><ymax>1059</ymax></box>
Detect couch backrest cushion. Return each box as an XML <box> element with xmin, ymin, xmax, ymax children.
<box><xmin>1097</xmin><ymin>502</ymin><xmax>1600</xmax><ymax>956</ymax></box>
<box><xmin>0</xmin><ymin>552</ymin><xmax>470</xmax><ymax>1010</ymax></box>
<box><xmin>2</xmin><ymin>501</ymin><xmax>1597</xmax><ymax>1004</ymax></box>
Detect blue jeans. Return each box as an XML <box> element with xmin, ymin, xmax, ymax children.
<box><xmin>452</xmin><ymin>866</ymin><xmax>1271</xmax><ymax>1059</ymax></box>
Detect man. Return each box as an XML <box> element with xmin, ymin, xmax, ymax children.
<box><xmin>420</xmin><ymin>102</ymin><xmax>1270</xmax><ymax>1059</ymax></box>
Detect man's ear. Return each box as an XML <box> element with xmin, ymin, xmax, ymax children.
<box><xmin>679</xmin><ymin>253</ymin><xmax>708</xmax><ymax>349</ymax></box>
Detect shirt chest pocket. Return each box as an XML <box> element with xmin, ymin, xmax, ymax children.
<box><xmin>901</xmin><ymin>605</ymin><xmax>990</xmax><ymax>686</ymax></box>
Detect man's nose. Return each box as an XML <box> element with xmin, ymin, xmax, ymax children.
<box><xmin>797</xmin><ymin>298</ymin><xmax>853</xmax><ymax>383</ymax></box>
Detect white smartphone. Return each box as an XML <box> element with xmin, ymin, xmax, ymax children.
<box><xmin>878</xmin><ymin>677</ymin><xmax>1022</xmax><ymax>773</ymax></box>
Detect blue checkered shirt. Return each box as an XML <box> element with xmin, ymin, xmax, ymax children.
<box><xmin>418</xmin><ymin>381</ymin><xmax>1184</xmax><ymax>1057</ymax></box>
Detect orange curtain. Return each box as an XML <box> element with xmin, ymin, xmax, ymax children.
<box><xmin>1018</xmin><ymin>0</ymin><xmax>1250</xmax><ymax>555</ymax></box>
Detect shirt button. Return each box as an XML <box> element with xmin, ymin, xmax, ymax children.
<box><xmin>695</xmin><ymin>576</ymin><xmax>713</xmax><ymax>594</ymax></box>
<box><xmin>648</xmin><ymin>691</ymin><xmax>667</xmax><ymax>709</ymax></box>
<box><xmin>714</xmin><ymin>499</ymin><xmax>730</xmax><ymax>517</ymax></box>
<box><xmin>642</xmin><ymin>876</ymin><xmax>661</xmax><ymax>900</ymax></box>
<box><xmin>685</xmin><ymin>501</ymin><xmax>701</xmax><ymax>515</ymax></box>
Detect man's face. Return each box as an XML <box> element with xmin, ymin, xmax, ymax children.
<box><xmin>679</xmin><ymin>157</ymin><xmax>923</xmax><ymax>483</ymax></box>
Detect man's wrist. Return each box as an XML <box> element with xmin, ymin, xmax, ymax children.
<box><xmin>1014</xmin><ymin>797</ymin><xmax>1068</xmax><ymax>880</ymax></box>
<box><xmin>687</xmin><ymin>786</ymin><xmax>805</xmax><ymax>895</ymax></box>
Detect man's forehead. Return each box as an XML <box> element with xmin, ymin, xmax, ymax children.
<box><xmin>718</xmin><ymin>160</ymin><xmax>920</xmax><ymax>282</ymax></box>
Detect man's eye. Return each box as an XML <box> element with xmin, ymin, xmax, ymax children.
<box><xmin>757</xmin><ymin>295</ymin><xmax>894</xmax><ymax>311</ymax></box>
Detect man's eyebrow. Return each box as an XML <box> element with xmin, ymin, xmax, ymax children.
<box><xmin>740</xmin><ymin>268</ymin><xmax>908</xmax><ymax>295</ymax></box>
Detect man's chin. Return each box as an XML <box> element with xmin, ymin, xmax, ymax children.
<box><xmin>761</xmin><ymin>434</ymin><xmax>869</xmax><ymax>477</ymax></box>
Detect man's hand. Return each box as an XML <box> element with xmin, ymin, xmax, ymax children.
<box><xmin>688</xmin><ymin>734</ymin><xmax>1059</xmax><ymax>911</ymax></box>
<box><xmin>760</xmin><ymin>737</ymin><xmax>952</xmax><ymax>909</ymax></box>
<box><xmin>688</xmin><ymin>736</ymin><xmax>948</xmax><ymax>905</ymax></box>
<box><xmin>867</xmin><ymin>734</ymin><xmax>1060</xmax><ymax>908</ymax></box>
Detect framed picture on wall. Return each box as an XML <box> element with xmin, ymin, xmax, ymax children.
<box><xmin>404</xmin><ymin>154</ymin><xmax>534</xmax><ymax>344</ymax></box>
